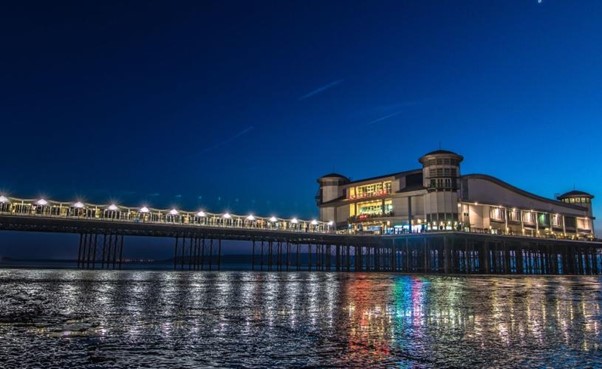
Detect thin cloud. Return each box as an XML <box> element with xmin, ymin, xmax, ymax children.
<box><xmin>203</xmin><ymin>126</ymin><xmax>255</xmax><ymax>152</ymax></box>
<box><xmin>367</xmin><ymin>111</ymin><xmax>403</xmax><ymax>125</ymax></box>
<box><xmin>298</xmin><ymin>79</ymin><xmax>344</xmax><ymax>101</ymax></box>
<box><xmin>366</xmin><ymin>101</ymin><xmax>420</xmax><ymax>125</ymax></box>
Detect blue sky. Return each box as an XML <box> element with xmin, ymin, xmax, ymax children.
<box><xmin>1</xmin><ymin>0</ymin><xmax>601</xmax><ymax>257</ymax></box>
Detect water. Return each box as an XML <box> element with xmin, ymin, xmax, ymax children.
<box><xmin>0</xmin><ymin>270</ymin><xmax>600</xmax><ymax>368</ymax></box>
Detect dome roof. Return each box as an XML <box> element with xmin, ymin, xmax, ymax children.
<box><xmin>557</xmin><ymin>190</ymin><xmax>594</xmax><ymax>199</ymax></box>
<box><xmin>419</xmin><ymin>149</ymin><xmax>464</xmax><ymax>164</ymax></box>
<box><xmin>422</xmin><ymin>149</ymin><xmax>461</xmax><ymax>156</ymax></box>
<box><xmin>317</xmin><ymin>173</ymin><xmax>350</xmax><ymax>183</ymax></box>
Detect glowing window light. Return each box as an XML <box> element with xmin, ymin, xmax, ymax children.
<box><xmin>246</xmin><ymin>215</ymin><xmax>255</xmax><ymax>221</ymax></box>
<box><xmin>169</xmin><ymin>209</ymin><xmax>178</xmax><ymax>215</ymax></box>
<box><xmin>311</xmin><ymin>219</ymin><xmax>318</xmax><ymax>225</ymax></box>
<box><xmin>140</xmin><ymin>207</ymin><xmax>150</xmax><ymax>213</ymax></box>
<box><xmin>291</xmin><ymin>218</ymin><xmax>298</xmax><ymax>224</ymax></box>
<box><xmin>37</xmin><ymin>199</ymin><xmax>48</xmax><ymax>206</ymax></box>
<box><xmin>0</xmin><ymin>195</ymin><xmax>9</xmax><ymax>203</ymax></box>
<box><xmin>269</xmin><ymin>216</ymin><xmax>277</xmax><ymax>222</ymax></box>
<box><xmin>223</xmin><ymin>213</ymin><xmax>232</xmax><ymax>219</ymax></box>
<box><xmin>197</xmin><ymin>211</ymin><xmax>206</xmax><ymax>217</ymax></box>
<box><xmin>73</xmin><ymin>202</ymin><xmax>85</xmax><ymax>209</ymax></box>
<box><xmin>108</xmin><ymin>204</ymin><xmax>118</xmax><ymax>211</ymax></box>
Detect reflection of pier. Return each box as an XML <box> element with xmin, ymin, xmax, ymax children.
<box><xmin>0</xmin><ymin>198</ymin><xmax>601</xmax><ymax>273</ymax></box>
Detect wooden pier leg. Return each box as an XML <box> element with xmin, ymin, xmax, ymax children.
<box><xmin>286</xmin><ymin>242</ymin><xmax>290</xmax><ymax>271</ymax></box>
<box><xmin>252</xmin><ymin>239</ymin><xmax>255</xmax><ymax>271</ymax></box>
<box><xmin>296</xmin><ymin>242</ymin><xmax>300</xmax><ymax>271</ymax></box>
<box><xmin>180</xmin><ymin>235</ymin><xmax>186</xmax><ymax>270</ymax></box>
<box><xmin>260</xmin><ymin>240</ymin><xmax>264</xmax><ymax>271</ymax></box>
<box><xmin>346</xmin><ymin>245</ymin><xmax>351</xmax><ymax>272</ymax></box>
<box><xmin>443</xmin><ymin>236</ymin><xmax>450</xmax><ymax>274</ymax></box>
<box><xmin>200</xmin><ymin>238</ymin><xmax>205</xmax><ymax>270</ymax></box>
<box><xmin>217</xmin><ymin>239</ymin><xmax>222</xmax><ymax>271</ymax></box>
<box><xmin>118</xmin><ymin>235</ymin><xmax>124</xmax><ymax>270</ymax></box>
<box><xmin>77</xmin><ymin>233</ymin><xmax>83</xmax><ymax>269</ymax></box>
<box><xmin>173</xmin><ymin>236</ymin><xmax>179</xmax><ymax>270</ymax></box>
<box><xmin>208</xmin><ymin>238</ymin><xmax>213</xmax><ymax>271</ymax></box>
<box><xmin>308</xmin><ymin>243</ymin><xmax>312</xmax><ymax>271</ymax></box>
<box><xmin>268</xmin><ymin>240</ymin><xmax>273</xmax><ymax>271</ymax></box>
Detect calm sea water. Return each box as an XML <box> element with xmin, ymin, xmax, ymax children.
<box><xmin>0</xmin><ymin>270</ymin><xmax>600</xmax><ymax>368</ymax></box>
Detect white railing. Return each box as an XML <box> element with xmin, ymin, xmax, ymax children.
<box><xmin>0</xmin><ymin>196</ymin><xmax>334</xmax><ymax>234</ymax></box>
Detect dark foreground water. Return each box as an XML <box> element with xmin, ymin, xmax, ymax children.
<box><xmin>0</xmin><ymin>270</ymin><xmax>601</xmax><ymax>368</ymax></box>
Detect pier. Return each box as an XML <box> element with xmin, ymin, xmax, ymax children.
<box><xmin>0</xmin><ymin>196</ymin><xmax>600</xmax><ymax>274</ymax></box>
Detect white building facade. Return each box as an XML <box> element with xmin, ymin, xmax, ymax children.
<box><xmin>317</xmin><ymin>150</ymin><xmax>595</xmax><ymax>239</ymax></box>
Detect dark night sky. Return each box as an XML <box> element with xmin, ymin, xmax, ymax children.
<box><xmin>1</xmin><ymin>0</ymin><xmax>601</xmax><ymax>258</ymax></box>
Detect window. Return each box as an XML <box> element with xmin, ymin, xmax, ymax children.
<box><xmin>490</xmin><ymin>207</ymin><xmax>504</xmax><ymax>221</ymax></box>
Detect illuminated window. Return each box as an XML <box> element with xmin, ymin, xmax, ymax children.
<box><xmin>489</xmin><ymin>207</ymin><xmax>504</xmax><ymax>221</ymax></box>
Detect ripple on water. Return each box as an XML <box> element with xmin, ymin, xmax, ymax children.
<box><xmin>0</xmin><ymin>270</ymin><xmax>601</xmax><ymax>368</ymax></box>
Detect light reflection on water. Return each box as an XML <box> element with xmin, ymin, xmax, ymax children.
<box><xmin>0</xmin><ymin>270</ymin><xmax>601</xmax><ymax>368</ymax></box>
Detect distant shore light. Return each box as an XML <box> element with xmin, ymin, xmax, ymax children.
<box><xmin>291</xmin><ymin>218</ymin><xmax>298</xmax><ymax>224</ymax></box>
<box><xmin>197</xmin><ymin>211</ymin><xmax>206</xmax><ymax>217</ymax></box>
<box><xmin>140</xmin><ymin>206</ymin><xmax>150</xmax><ymax>213</ymax></box>
<box><xmin>108</xmin><ymin>204</ymin><xmax>118</xmax><ymax>211</ymax></box>
<box><xmin>311</xmin><ymin>219</ymin><xmax>318</xmax><ymax>225</ymax></box>
<box><xmin>37</xmin><ymin>199</ymin><xmax>48</xmax><ymax>206</ymax></box>
<box><xmin>223</xmin><ymin>213</ymin><xmax>232</xmax><ymax>219</ymax></box>
<box><xmin>0</xmin><ymin>195</ymin><xmax>9</xmax><ymax>203</ymax></box>
<box><xmin>74</xmin><ymin>202</ymin><xmax>85</xmax><ymax>209</ymax></box>
<box><xmin>169</xmin><ymin>209</ymin><xmax>178</xmax><ymax>215</ymax></box>
<box><xmin>269</xmin><ymin>216</ymin><xmax>277</xmax><ymax>222</ymax></box>
<box><xmin>247</xmin><ymin>214</ymin><xmax>255</xmax><ymax>221</ymax></box>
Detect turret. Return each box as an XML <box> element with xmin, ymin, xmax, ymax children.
<box><xmin>418</xmin><ymin>150</ymin><xmax>464</xmax><ymax>229</ymax></box>
<box><xmin>316</xmin><ymin>173</ymin><xmax>350</xmax><ymax>206</ymax></box>
<box><xmin>557</xmin><ymin>190</ymin><xmax>594</xmax><ymax>218</ymax></box>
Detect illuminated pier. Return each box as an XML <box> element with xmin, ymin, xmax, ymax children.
<box><xmin>0</xmin><ymin>195</ymin><xmax>600</xmax><ymax>274</ymax></box>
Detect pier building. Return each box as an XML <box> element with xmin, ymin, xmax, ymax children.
<box><xmin>317</xmin><ymin>150</ymin><xmax>595</xmax><ymax>239</ymax></box>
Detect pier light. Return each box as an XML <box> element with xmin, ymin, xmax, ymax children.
<box><xmin>0</xmin><ymin>195</ymin><xmax>9</xmax><ymax>203</ymax></box>
<box><xmin>73</xmin><ymin>202</ymin><xmax>85</xmax><ymax>209</ymax></box>
<box><xmin>223</xmin><ymin>213</ymin><xmax>232</xmax><ymax>219</ymax></box>
<box><xmin>311</xmin><ymin>219</ymin><xmax>318</xmax><ymax>225</ymax></box>
<box><xmin>169</xmin><ymin>209</ymin><xmax>178</xmax><ymax>215</ymax></box>
<box><xmin>328</xmin><ymin>220</ymin><xmax>334</xmax><ymax>226</ymax></box>
<box><xmin>140</xmin><ymin>206</ymin><xmax>150</xmax><ymax>213</ymax></box>
<box><xmin>269</xmin><ymin>216</ymin><xmax>277</xmax><ymax>222</ymax></box>
<box><xmin>108</xmin><ymin>204</ymin><xmax>118</xmax><ymax>211</ymax></box>
<box><xmin>197</xmin><ymin>211</ymin><xmax>206</xmax><ymax>217</ymax></box>
<box><xmin>291</xmin><ymin>218</ymin><xmax>298</xmax><ymax>224</ymax></box>
<box><xmin>474</xmin><ymin>202</ymin><xmax>478</xmax><ymax>206</ymax></box>
<box><xmin>246</xmin><ymin>214</ymin><xmax>255</xmax><ymax>221</ymax></box>
<box><xmin>37</xmin><ymin>199</ymin><xmax>48</xmax><ymax>206</ymax></box>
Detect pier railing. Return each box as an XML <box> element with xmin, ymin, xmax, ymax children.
<box><xmin>0</xmin><ymin>196</ymin><xmax>333</xmax><ymax>233</ymax></box>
